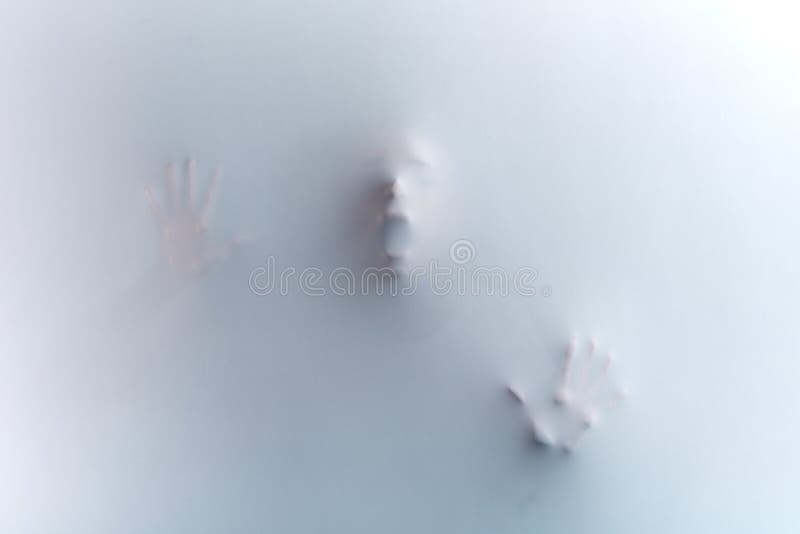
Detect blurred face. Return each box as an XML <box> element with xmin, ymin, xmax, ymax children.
<box><xmin>380</xmin><ymin>143</ymin><xmax>444</xmax><ymax>270</ymax></box>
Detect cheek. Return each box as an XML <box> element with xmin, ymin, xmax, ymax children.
<box><xmin>415</xmin><ymin>191</ymin><xmax>448</xmax><ymax>238</ymax></box>
<box><xmin>409</xmin><ymin>186</ymin><xmax>443</xmax><ymax>219</ymax></box>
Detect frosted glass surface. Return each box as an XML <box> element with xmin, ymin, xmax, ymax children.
<box><xmin>2</xmin><ymin>1</ymin><xmax>799</xmax><ymax>532</ymax></box>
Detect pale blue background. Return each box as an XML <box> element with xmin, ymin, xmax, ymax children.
<box><xmin>2</xmin><ymin>1</ymin><xmax>799</xmax><ymax>532</ymax></box>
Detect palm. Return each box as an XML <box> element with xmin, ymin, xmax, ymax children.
<box><xmin>145</xmin><ymin>159</ymin><xmax>239</xmax><ymax>277</ymax></box>
<box><xmin>507</xmin><ymin>337</ymin><xmax>627</xmax><ymax>452</ymax></box>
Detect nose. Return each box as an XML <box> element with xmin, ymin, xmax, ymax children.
<box><xmin>387</xmin><ymin>177</ymin><xmax>407</xmax><ymax>199</ymax></box>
